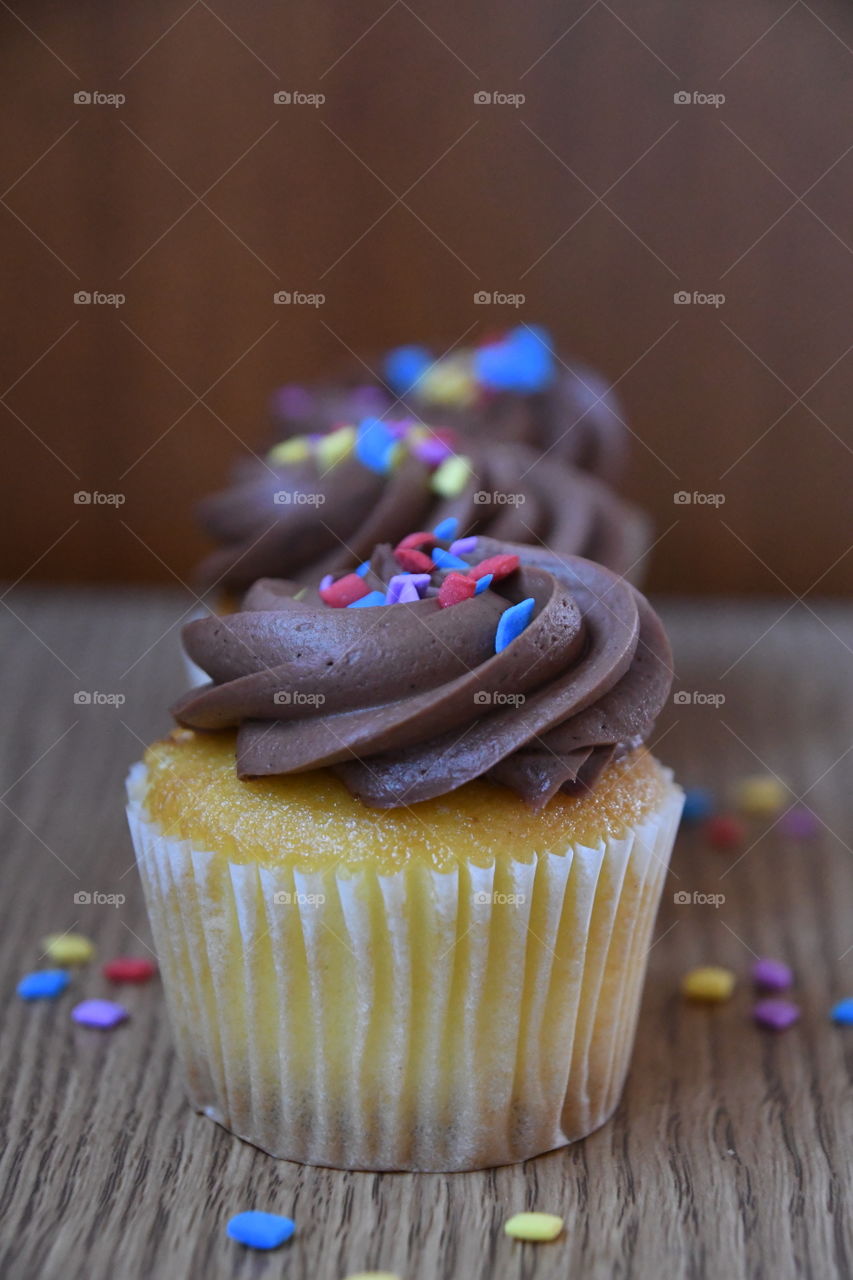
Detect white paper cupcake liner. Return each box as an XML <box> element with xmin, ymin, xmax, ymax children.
<box><xmin>126</xmin><ymin>763</ymin><xmax>683</xmax><ymax>1171</ymax></box>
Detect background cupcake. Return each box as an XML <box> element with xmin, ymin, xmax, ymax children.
<box><xmin>127</xmin><ymin>535</ymin><xmax>682</xmax><ymax>1171</ymax></box>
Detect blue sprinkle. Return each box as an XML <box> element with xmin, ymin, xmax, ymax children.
<box><xmin>17</xmin><ymin>969</ymin><xmax>70</xmax><ymax>1001</ymax></box>
<box><xmin>432</xmin><ymin>516</ymin><xmax>459</xmax><ymax>541</ymax></box>
<box><xmin>432</xmin><ymin>547</ymin><xmax>469</xmax><ymax>571</ymax></box>
<box><xmin>355</xmin><ymin>561</ymin><xmax>371</xmax><ymax>577</ymax></box>
<box><xmin>474</xmin><ymin>573</ymin><xmax>493</xmax><ymax>594</ymax></box>
<box><xmin>494</xmin><ymin>598</ymin><xmax>536</xmax><ymax>653</ymax></box>
<box><xmin>681</xmin><ymin>787</ymin><xmax>715</xmax><ymax>824</ymax></box>
<box><xmin>384</xmin><ymin>344</ymin><xmax>432</xmax><ymax>395</ymax></box>
<box><xmin>226</xmin><ymin>1211</ymin><xmax>295</xmax><ymax>1250</ymax></box>
<box><xmin>347</xmin><ymin>590</ymin><xmax>387</xmax><ymax>608</ymax></box>
<box><xmin>354</xmin><ymin>417</ymin><xmax>398</xmax><ymax>474</ymax></box>
<box><xmin>474</xmin><ymin>325</ymin><xmax>554</xmax><ymax>393</ymax></box>
<box><xmin>831</xmin><ymin>998</ymin><xmax>853</xmax><ymax>1026</ymax></box>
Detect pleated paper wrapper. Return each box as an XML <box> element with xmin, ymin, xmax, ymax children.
<box><xmin>126</xmin><ymin>762</ymin><xmax>683</xmax><ymax>1172</ymax></box>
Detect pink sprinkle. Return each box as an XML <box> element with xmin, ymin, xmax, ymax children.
<box><xmin>752</xmin><ymin>958</ymin><xmax>793</xmax><ymax>992</ymax></box>
<box><xmin>412</xmin><ymin>438</ymin><xmax>454</xmax><ymax>466</ymax></box>
<box><xmin>72</xmin><ymin>999</ymin><xmax>129</xmax><ymax>1029</ymax></box>
<box><xmin>449</xmin><ymin>537</ymin><xmax>477</xmax><ymax>556</ymax></box>
<box><xmin>753</xmin><ymin>999</ymin><xmax>800</xmax><ymax>1031</ymax></box>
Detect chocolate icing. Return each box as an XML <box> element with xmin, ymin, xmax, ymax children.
<box><xmin>174</xmin><ymin>538</ymin><xmax>673</xmax><ymax>810</ymax></box>
<box><xmin>197</xmin><ymin>440</ymin><xmax>649</xmax><ymax>595</ymax></box>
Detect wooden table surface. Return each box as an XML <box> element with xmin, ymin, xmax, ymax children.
<box><xmin>1</xmin><ymin>587</ymin><xmax>851</xmax><ymax>1280</ymax></box>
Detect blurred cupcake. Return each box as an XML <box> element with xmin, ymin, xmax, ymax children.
<box><xmin>196</xmin><ymin>416</ymin><xmax>650</xmax><ymax>600</ymax></box>
<box><xmin>127</xmin><ymin>534</ymin><xmax>682</xmax><ymax>1171</ymax></box>
<box><xmin>270</xmin><ymin>327</ymin><xmax>628</xmax><ymax>484</ymax></box>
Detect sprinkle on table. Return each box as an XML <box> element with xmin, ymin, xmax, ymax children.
<box><xmin>753</xmin><ymin>999</ymin><xmax>801</xmax><ymax>1031</ymax></box>
<box><xmin>681</xmin><ymin>787</ymin><xmax>715</xmax><ymax>824</ymax></box>
<box><xmin>432</xmin><ymin>516</ymin><xmax>459</xmax><ymax>541</ymax></box>
<box><xmin>830</xmin><ymin>998</ymin><xmax>853</xmax><ymax>1025</ymax></box>
<box><xmin>103</xmin><ymin>957</ymin><xmax>157</xmax><ymax>984</ymax></box>
<box><xmin>495</xmin><ymin>598</ymin><xmax>535</xmax><ymax>653</ymax></box>
<box><xmin>681</xmin><ymin>966</ymin><xmax>736</xmax><ymax>1002</ymax></box>
<box><xmin>17</xmin><ymin>970</ymin><xmax>70</xmax><ymax>1001</ymax></box>
<box><xmin>71</xmin><ymin>999</ymin><xmax>128</xmax><ymax>1029</ymax></box>
<box><xmin>752</xmin><ymin>958</ymin><xmax>793</xmax><ymax>992</ymax></box>
<box><xmin>705</xmin><ymin>814</ymin><xmax>746</xmax><ymax>850</ymax></box>
<box><xmin>226</xmin><ymin>1211</ymin><xmax>296</xmax><ymax>1250</ymax></box>
<box><xmin>504</xmin><ymin>1212</ymin><xmax>564</xmax><ymax>1242</ymax></box>
<box><xmin>735</xmin><ymin>774</ymin><xmax>789</xmax><ymax>818</ymax></box>
<box><xmin>42</xmin><ymin>933</ymin><xmax>95</xmax><ymax>965</ymax></box>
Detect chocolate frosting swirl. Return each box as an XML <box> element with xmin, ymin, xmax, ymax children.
<box><xmin>174</xmin><ymin>539</ymin><xmax>673</xmax><ymax>810</ymax></box>
<box><xmin>197</xmin><ymin>440</ymin><xmax>649</xmax><ymax>595</ymax></box>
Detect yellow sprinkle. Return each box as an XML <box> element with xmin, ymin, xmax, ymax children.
<box><xmin>42</xmin><ymin>933</ymin><xmax>95</xmax><ymax>965</ymax></box>
<box><xmin>735</xmin><ymin>774</ymin><xmax>788</xmax><ymax>818</ymax></box>
<box><xmin>504</xmin><ymin>1212</ymin><xmax>564</xmax><ymax>1242</ymax></box>
<box><xmin>315</xmin><ymin>425</ymin><xmax>356</xmax><ymax>469</ymax></box>
<box><xmin>431</xmin><ymin>454</ymin><xmax>471</xmax><ymax>498</ymax></box>
<box><xmin>268</xmin><ymin>437</ymin><xmax>310</xmax><ymax>465</ymax></box>
<box><xmin>681</xmin><ymin>965</ymin><xmax>735</xmax><ymax>1002</ymax></box>
<box><xmin>420</xmin><ymin>357</ymin><xmax>477</xmax><ymax>406</ymax></box>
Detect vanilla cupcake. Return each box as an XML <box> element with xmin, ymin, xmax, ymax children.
<box><xmin>126</xmin><ymin>535</ymin><xmax>681</xmax><ymax>1171</ymax></box>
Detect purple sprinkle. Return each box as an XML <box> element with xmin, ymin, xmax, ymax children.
<box><xmin>779</xmin><ymin>806</ymin><xmax>820</xmax><ymax>839</ymax></box>
<box><xmin>72</xmin><ymin>998</ymin><xmax>128</xmax><ymax>1029</ymax></box>
<box><xmin>752</xmin><ymin>958</ymin><xmax>793</xmax><ymax>992</ymax></box>
<box><xmin>387</xmin><ymin>573</ymin><xmax>431</xmax><ymax>604</ymax></box>
<box><xmin>319</xmin><ymin>574</ymin><xmax>334</xmax><ymax>592</ymax></box>
<box><xmin>753</xmin><ymin>999</ymin><xmax>800</xmax><ymax>1031</ymax></box>
<box><xmin>271</xmin><ymin>385</ymin><xmax>313</xmax><ymax>418</ymax></box>
<box><xmin>412</xmin><ymin>438</ymin><xmax>454</xmax><ymax>466</ymax></box>
<box><xmin>396</xmin><ymin>579</ymin><xmax>421</xmax><ymax>603</ymax></box>
<box><xmin>449</xmin><ymin>536</ymin><xmax>477</xmax><ymax>556</ymax></box>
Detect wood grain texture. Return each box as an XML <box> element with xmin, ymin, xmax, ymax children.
<box><xmin>2</xmin><ymin>1</ymin><xmax>853</xmax><ymax>595</ymax></box>
<box><xmin>0</xmin><ymin>589</ymin><xmax>851</xmax><ymax>1278</ymax></box>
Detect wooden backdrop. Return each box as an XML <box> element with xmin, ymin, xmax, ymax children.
<box><xmin>2</xmin><ymin>0</ymin><xmax>852</xmax><ymax>594</ymax></box>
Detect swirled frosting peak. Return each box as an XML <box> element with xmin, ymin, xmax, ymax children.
<box><xmin>175</xmin><ymin>532</ymin><xmax>673</xmax><ymax>810</ymax></box>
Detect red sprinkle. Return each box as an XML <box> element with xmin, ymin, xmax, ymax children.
<box><xmin>103</xmin><ymin>957</ymin><xmax>157</xmax><ymax>984</ymax></box>
<box><xmin>396</xmin><ymin>531</ymin><xmax>438</xmax><ymax>552</ymax></box>
<box><xmin>705</xmin><ymin>814</ymin><xmax>746</xmax><ymax>849</ymax></box>
<box><xmin>395</xmin><ymin>548</ymin><xmax>435</xmax><ymax>574</ymax></box>
<box><xmin>438</xmin><ymin>572</ymin><xmax>477</xmax><ymax>608</ymax></box>
<box><xmin>319</xmin><ymin>573</ymin><xmax>369</xmax><ymax>608</ymax></box>
<box><xmin>469</xmin><ymin>554</ymin><xmax>520</xmax><ymax>582</ymax></box>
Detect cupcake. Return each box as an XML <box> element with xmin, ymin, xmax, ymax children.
<box><xmin>127</xmin><ymin>533</ymin><xmax>682</xmax><ymax>1171</ymax></box>
<box><xmin>196</xmin><ymin>416</ymin><xmax>650</xmax><ymax>599</ymax></box>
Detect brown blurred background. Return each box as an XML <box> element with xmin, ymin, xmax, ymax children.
<box><xmin>2</xmin><ymin>0</ymin><xmax>852</xmax><ymax>594</ymax></box>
